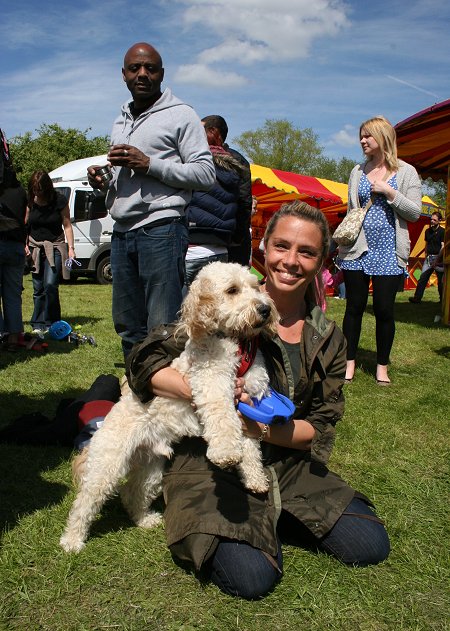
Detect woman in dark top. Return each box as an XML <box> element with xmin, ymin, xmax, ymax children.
<box><xmin>26</xmin><ymin>170</ymin><xmax>76</xmax><ymax>333</ymax></box>
<box><xmin>0</xmin><ymin>163</ymin><xmax>27</xmax><ymax>347</ymax></box>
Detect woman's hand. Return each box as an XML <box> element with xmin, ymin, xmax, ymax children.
<box><xmin>240</xmin><ymin>416</ymin><xmax>267</xmax><ymax>440</ymax></box>
<box><xmin>241</xmin><ymin>415</ymin><xmax>315</xmax><ymax>451</ymax></box>
<box><xmin>234</xmin><ymin>377</ymin><xmax>252</xmax><ymax>406</ymax></box>
<box><xmin>371</xmin><ymin>178</ymin><xmax>396</xmax><ymax>202</ymax></box>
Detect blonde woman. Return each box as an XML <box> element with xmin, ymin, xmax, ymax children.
<box><xmin>337</xmin><ymin>116</ymin><xmax>421</xmax><ymax>385</ymax></box>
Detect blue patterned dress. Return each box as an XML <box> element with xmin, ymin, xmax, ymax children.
<box><xmin>338</xmin><ymin>173</ymin><xmax>402</xmax><ymax>276</ymax></box>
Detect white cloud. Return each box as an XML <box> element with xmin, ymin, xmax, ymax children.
<box><xmin>329</xmin><ymin>125</ymin><xmax>359</xmax><ymax>148</ymax></box>
<box><xmin>173</xmin><ymin>0</ymin><xmax>349</xmax><ymax>83</ymax></box>
<box><xmin>197</xmin><ymin>41</ymin><xmax>269</xmax><ymax>66</ymax></box>
<box><xmin>174</xmin><ymin>63</ymin><xmax>247</xmax><ymax>87</ymax></box>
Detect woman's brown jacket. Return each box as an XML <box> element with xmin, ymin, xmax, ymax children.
<box><xmin>127</xmin><ymin>305</ymin><xmax>355</xmax><ymax>570</ymax></box>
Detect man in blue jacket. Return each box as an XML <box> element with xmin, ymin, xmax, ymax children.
<box><xmin>201</xmin><ymin>115</ymin><xmax>253</xmax><ymax>267</ymax></box>
<box><xmin>89</xmin><ymin>43</ymin><xmax>215</xmax><ymax>358</ymax></box>
<box><xmin>185</xmin><ymin>123</ymin><xmax>244</xmax><ymax>286</ymax></box>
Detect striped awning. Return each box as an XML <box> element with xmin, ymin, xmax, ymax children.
<box><xmin>251</xmin><ymin>164</ymin><xmax>347</xmax><ymax>211</ymax></box>
<box><xmin>395</xmin><ymin>99</ymin><xmax>450</xmax><ymax>181</ymax></box>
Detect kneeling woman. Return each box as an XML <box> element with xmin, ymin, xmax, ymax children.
<box><xmin>127</xmin><ymin>201</ymin><xmax>390</xmax><ymax>599</ymax></box>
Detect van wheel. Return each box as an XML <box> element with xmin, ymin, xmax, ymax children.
<box><xmin>96</xmin><ymin>256</ymin><xmax>112</xmax><ymax>284</ymax></box>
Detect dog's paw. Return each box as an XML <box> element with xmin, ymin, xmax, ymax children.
<box><xmin>246</xmin><ymin>477</ymin><xmax>269</xmax><ymax>494</ymax></box>
<box><xmin>240</xmin><ymin>470</ymin><xmax>269</xmax><ymax>494</ymax></box>
<box><xmin>59</xmin><ymin>533</ymin><xmax>85</xmax><ymax>553</ymax></box>
<box><xmin>206</xmin><ymin>444</ymin><xmax>243</xmax><ymax>468</ymax></box>
<box><xmin>136</xmin><ymin>512</ymin><xmax>163</xmax><ymax>529</ymax></box>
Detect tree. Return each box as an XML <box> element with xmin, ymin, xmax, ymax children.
<box><xmin>316</xmin><ymin>156</ymin><xmax>355</xmax><ymax>184</ymax></box>
<box><xmin>423</xmin><ymin>177</ymin><xmax>447</xmax><ymax>209</ymax></box>
<box><xmin>233</xmin><ymin>119</ymin><xmax>323</xmax><ymax>175</ymax></box>
<box><xmin>233</xmin><ymin>119</ymin><xmax>354</xmax><ymax>183</ymax></box>
<box><xmin>8</xmin><ymin>123</ymin><xmax>110</xmax><ymax>187</ymax></box>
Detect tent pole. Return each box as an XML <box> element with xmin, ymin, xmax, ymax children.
<box><xmin>442</xmin><ymin>166</ymin><xmax>450</xmax><ymax>325</ymax></box>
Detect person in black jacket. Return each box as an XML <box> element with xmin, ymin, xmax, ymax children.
<box><xmin>409</xmin><ymin>211</ymin><xmax>445</xmax><ymax>304</ymax></box>
<box><xmin>0</xmin><ymin>135</ymin><xmax>27</xmax><ymax>348</ymax></box>
<box><xmin>202</xmin><ymin>115</ymin><xmax>253</xmax><ymax>267</ymax></box>
<box><xmin>185</xmin><ymin>130</ymin><xmax>245</xmax><ymax>286</ymax></box>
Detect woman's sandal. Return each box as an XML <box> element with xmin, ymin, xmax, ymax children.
<box><xmin>376</xmin><ymin>379</ymin><xmax>391</xmax><ymax>387</ymax></box>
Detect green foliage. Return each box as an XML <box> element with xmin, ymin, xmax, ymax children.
<box><xmin>423</xmin><ymin>177</ymin><xmax>448</xmax><ymax>208</ymax></box>
<box><xmin>233</xmin><ymin>119</ymin><xmax>354</xmax><ymax>182</ymax></box>
<box><xmin>9</xmin><ymin>123</ymin><xmax>110</xmax><ymax>188</ymax></box>
<box><xmin>316</xmin><ymin>155</ymin><xmax>355</xmax><ymax>183</ymax></box>
<box><xmin>0</xmin><ymin>280</ymin><xmax>449</xmax><ymax>630</ymax></box>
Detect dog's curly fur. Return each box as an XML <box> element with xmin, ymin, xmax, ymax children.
<box><xmin>60</xmin><ymin>262</ymin><xmax>278</xmax><ymax>553</ymax></box>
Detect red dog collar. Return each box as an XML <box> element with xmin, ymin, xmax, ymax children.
<box><xmin>236</xmin><ymin>337</ymin><xmax>259</xmax><ymax>377</ymax></box>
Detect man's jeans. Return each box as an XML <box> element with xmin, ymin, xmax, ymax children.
<box><xmin>414</xmin><ymin>256</ymin><xmax>443</xmax><ymax>301</ymax></box>
<box><xmin>31</xmin><ymin>248</ymin><xmax>62</xmax><ymax>329</ymax></box>
<box><xmin>111</xmin><ymin>219</ymin><xmax>188</xmax><ymax>358</ymax></box>
<box><xmin>0</xmin><ymin>240</ymin><xmax>24</xmax><ymax>334</ymax></box>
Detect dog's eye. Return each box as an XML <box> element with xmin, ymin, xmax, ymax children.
<box><xmin>226</xmin><ymin>285</ymin><xmax>239</xmax><ymax>295</ymax></box>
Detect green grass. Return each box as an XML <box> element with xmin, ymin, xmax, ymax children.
<box><xmin>1</xmin><ymin>277</ymin><xmax>449</xmax><ymax>630</ymax></box>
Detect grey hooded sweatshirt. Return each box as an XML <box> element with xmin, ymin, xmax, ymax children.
<box><xmin>107</xmin><ymin>88</ymin><xmax>215</xmax><ymax>232</ymax></box>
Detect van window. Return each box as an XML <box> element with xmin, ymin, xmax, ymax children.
<box><xmin>57</xmin><ymin>187</ymin><xmax>72</xmax><ymax>202</ymax></box>
<box><xmin>73</xmin><ymin>190</ymin><xmax>107</xmax><ymax>222</ymax></box>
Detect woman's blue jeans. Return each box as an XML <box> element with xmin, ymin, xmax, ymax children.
<box><xmin>111</xmin><ymin>219</ymin><xmax>188</xmax><ymax>358</ymax></box>
<box><xmin>31</xmin><ymin>248</ymin><xmax>62</xmax><ymax>329</ymax></box>
<box><xmin>0</xmin><ymin>240</ymin><xmax>24</xmax><ymax>334</ymax></box>
<box><xmin>208</xmin><ymin>498</ymin><xmax>390</xmax><ymax>599</ymax></box>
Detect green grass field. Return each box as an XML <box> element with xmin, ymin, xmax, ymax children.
<box><xmin>1</xmin><ymin>276</ymin><xmax>449</xmax><ymax>630</ymax></box>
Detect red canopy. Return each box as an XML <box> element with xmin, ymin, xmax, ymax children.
<box><xmin>395</xmin><ymin>99</ymin><xmax>450</xmax><ymax>181</ymax></box>
<box><xmin>251</xmin><ymin>163</ymin><xmax>346</xmax><ymax>211</ymax></box>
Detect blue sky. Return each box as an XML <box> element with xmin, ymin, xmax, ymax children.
<box><xmin>1</xmin><ymin>0</ymin><xmax>449</xmax><ymax>164</ymax></box>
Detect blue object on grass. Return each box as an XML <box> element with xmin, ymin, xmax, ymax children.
<box><xmin>49</xmin><ymin>320</ymin><xmax>73</xmax><ymax>340</ymax></box>
<box><xmin>238</xmin><ymin>388</ymin><xmax>295</xmax><ymax>425</ymax></box>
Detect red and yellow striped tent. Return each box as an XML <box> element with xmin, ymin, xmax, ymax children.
<box><xmin>395</xmin><ymin>99</ymin><xmax>450</xmax><ymax>323</ymax></box>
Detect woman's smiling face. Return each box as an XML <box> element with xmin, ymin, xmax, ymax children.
<box><xmin>264</xmin><ymin>215</ymin><xmax>323</xmax><ymax>294</ymax></box>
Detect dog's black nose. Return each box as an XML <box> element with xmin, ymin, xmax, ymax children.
<box><xmin>257</xmin><ymin>303</ymin><xmax>271</xmax><ymax>320</ymax></box>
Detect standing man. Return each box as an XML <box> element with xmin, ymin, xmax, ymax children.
<box><xmin>409</xmin><ymin>211</ymin><xmax>445</xmax><ymax>304</ymax></box>
<box><xmin>89</xmin><ymin>43</ymin><xmax>215</xmax><ymax>358</ymax></box>
<box><xmin>201</xmin><ymin>116</ymin><xmax>253</xmax><ymax>267</ymax></box>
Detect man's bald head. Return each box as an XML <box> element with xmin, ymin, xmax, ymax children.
<box><xmin>123</xmin><ymin>42</ymin><xmax>162</xmax><ymax>68</ymax></box>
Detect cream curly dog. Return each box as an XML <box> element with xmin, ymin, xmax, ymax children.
<box><xmin>60</xmin><ymin>262</ymin><xmax>278</xmax><ymax>552</ymax></box>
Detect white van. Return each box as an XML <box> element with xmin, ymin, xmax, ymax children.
<box><xmin>49</xmin><ymin>154</ymin><xmax>113</xmax><ymax>284</ymax></box>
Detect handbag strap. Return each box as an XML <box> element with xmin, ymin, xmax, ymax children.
<box><xmin>361</xmin><ymin>168</ymin><xmax>391</xmax><ymax>213</ymax></box>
